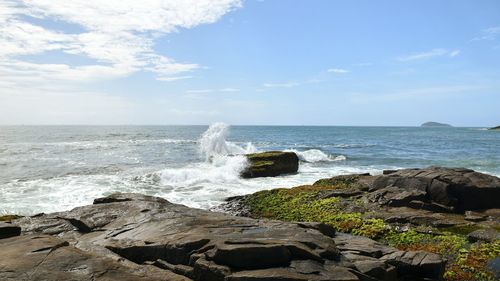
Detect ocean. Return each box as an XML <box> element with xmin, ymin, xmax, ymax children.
<box><xmin>1</xmin><ymin>123</ymin><xmax>499</xmax><ymax>215</ymax></box>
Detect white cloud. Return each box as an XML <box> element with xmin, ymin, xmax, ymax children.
<box><xmin>0</xmin><ymin>89</ymin><xmax>134</xmax><ymax>125</ymax></box>
<box><xmin>186</xmin><ymin>89</ymin><xmax>214</xmax><ymax>93</ymax></box>
<box><xmin>0</xmin><ymin>0</ymin><xmax>242</xmax><ymax>85</ymax></box>
<box><xmin>186</xmin><ymin>87</ymin><xmax>241</xmax><ymax>93</ymax></box>
<box><xmin>0</xmin><ymin>0</ymin><xmax>242</xmax><ymax>124</ymax></box>
<box><xmin>262</xmin><ymin>77</ymin><xmax>323</xmax><ymax>89</ymax></box>
<box><xmin>449</xmin><ymin>50</ymin><xmax>461</xmax><ymax>57</ymax></box>
<box><xmin>327</xmin><ymin>68</ymin><xmax>350</xmax><ymax>73</ymax></box>
<box><xmin>472</xmin><ymin>26</ymin><xmax>500</xmax><ymax>41</ymax></box>
<box><xmin>220</xmin><ymin>87</ymin><xmax>240</xmax><ymax>92</ymax></box>
<box><xmin>263</xmin><ymin>82</ymin><xmax>300</xmax><ymax>88</ymax></box>
<box><xmin>352</xmin><ymin>62</ymin><xmax>372</xmax><ymax>67</ymax></box>
<box><xmin>157</xmin><ymin>76</ymin><xmax>193</xmax><ymax>82</ymax></box>
<box><xmin>397</xmin><ymin>48</ymin><xmax>460</xmax><ymax>61</ymax></box>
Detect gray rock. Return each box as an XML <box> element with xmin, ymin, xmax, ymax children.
<box><xmin>3</xmin><ymin>193</ymin><xmax>447</xmax><ymax>281</ymax></box>
<box><xmin>381</xmin><ymin>251</ymin><xmax>446</xmax><ymax>281</ymax></box>
<box><xmin>371</xmin><ymin>167</ymin><xmax>500</xmax><ymax>211</ymax></box>
<box><xmin>0</xmin><ymin>234</ymin><xmax>189</xmax><ymax>281</ymax></box>
<box><xmin>354</xmin><ymin>260</ymin><xmax>397</xmax><ymax>281</ymax></box>
<box><xmin>467</xmin><ymin>228</ymin><xmax>500</xmax><ymax>242</ymax></box>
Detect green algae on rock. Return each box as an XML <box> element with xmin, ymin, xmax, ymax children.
<box><xmin>0</xmin><ymin>215</ymin><xmax>22</xmax><ymax>222</ymax></box>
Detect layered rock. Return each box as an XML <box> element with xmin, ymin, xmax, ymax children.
<box><xmin>374</xmin><ymin>167</ymin><xmax>500</xmax><ymax>211</ymax></box>
<box><xmin>241</xmin><ymin>151</ymin><xmax>299</xmax><ymax>178</ymax></box>
<box><xmin>1</xmin><ymin>193</ymin><xmax>445</xmax><ymax>281</ymax></box>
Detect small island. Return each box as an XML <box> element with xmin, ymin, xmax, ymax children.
<box><xmin>488</xmin><ymin>125</ymin><xmax>500</xmax><ymax>131</ymax></box>
<box><xmin>421</xmin><ymin>121</ymin><xmax>452</xmax><ymax>127</ymax></box>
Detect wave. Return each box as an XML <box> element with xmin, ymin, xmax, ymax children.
<box><xmin>287</xmin><ymin>149</ymin><xmax>346</xmax><ymax>163</ymax></box>
<box><xmin>154</xmin><ymin>156</ymin><xmax>247</xmax><ymax>188</ymax></box>
<box><xmin>199</xmin><ymin>122</ymin><xmax>256</xmax><ymax>160</ymax></box>
<box><xmin>332</xmin><ymin>144</ymin><xmax>375</xmax><ymax>148</ymax></box>
<box><xmin>13</xmin><ymin>138</ymin><xmax>197</xmax><ymax>149</ymax></box>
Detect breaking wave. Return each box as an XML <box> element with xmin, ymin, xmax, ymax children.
<box><xmin>288</xmin><ymin>149</ymin><xmax>346</xmax><ymax>163</ymax></box>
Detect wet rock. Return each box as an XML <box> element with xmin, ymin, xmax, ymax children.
<box><xmin>241</xmin><ymin>151</ymin><xmax>299</xmax><ymax>178</ymax></box>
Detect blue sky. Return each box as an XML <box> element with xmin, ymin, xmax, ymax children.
<box><xmin>0</xmin><ymin>0</ymin><xmax>499</xmax><ymax>126</ymax></box>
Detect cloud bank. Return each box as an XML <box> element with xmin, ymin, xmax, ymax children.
<box><xmin>0</xmin><ymin>0</ymin><xmax>242</xmax><ymax>84</ymax></box>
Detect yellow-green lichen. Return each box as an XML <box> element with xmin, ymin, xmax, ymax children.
<box><xmin>0</xmin><ymin>215</ymin><xmax>22</xmax><ymax>222</ymax></box>
<box><xmin>246</xmin><ymin>187</ymin><xmax>386</xmax><ymax>238</ymax></box>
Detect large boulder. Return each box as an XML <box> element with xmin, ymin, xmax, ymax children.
<box><xmin>241</xmin><ymin>151</ymin><xmax>299</xmax><ymax>178</ymax></box>
<box><xmin>2</xmin><ymin>193</ymin><xmax>446</xmax><ymax>281</ymax></box>
<box><xmin>377</xmin><ymin>167</ymin><xmax>500</xmax><ymax>211</ymax></box>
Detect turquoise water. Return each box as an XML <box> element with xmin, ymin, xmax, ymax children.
<box><xmin>0</xmin><ymin>124</ymin><xmax>498</xmax><ymax>214</ymax></box>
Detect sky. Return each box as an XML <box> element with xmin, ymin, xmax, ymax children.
<box><xmin>0</xmin><ymin>0</ymin><xmax>499</xmax><ymax>126</ymax></box>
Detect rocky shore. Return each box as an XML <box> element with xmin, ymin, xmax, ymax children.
<box><xmin>222</xmin><ymin>166</ymin><xmax>500</xmax><ymax>281</ymax></box>
<box><xmin>0</xmin><ymin>166</ymin><xmax>498</xmax><ymax>281</ymax></box>
<box><xmin>1</xmin><ymin>193</ymin><xmax>447</xmax><ymax>281</ymax></box>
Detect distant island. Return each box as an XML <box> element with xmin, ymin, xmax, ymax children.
<box><xmin>488</xmin><ymin>125</ymin><xmax>500</xmax><ymax>130</ymax></box>
<box><xmin>421</xmin><ymin>121</ymin><xmax>452</xmax><ymax>127</ymax></box>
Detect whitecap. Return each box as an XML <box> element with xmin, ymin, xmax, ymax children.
<box><xmin>286</xmin><ymin>149</ymin><xmax>346</xmax><ymax>163</ymax></box>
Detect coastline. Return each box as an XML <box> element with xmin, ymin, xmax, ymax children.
<box><xmin>2</xmin><ymin>166</ymin><xmax>499</xmax><ymax>281</ymax></box>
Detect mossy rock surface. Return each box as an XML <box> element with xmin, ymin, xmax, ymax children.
<box><xmin>241</xmin><ymin>151</ymin><xmax>299</xmax><ymax>178</ymax></box>
<box><xmin>0</xmin><ymin>215</ymin><xmax>22</xmax><ymax>222</ymax></box>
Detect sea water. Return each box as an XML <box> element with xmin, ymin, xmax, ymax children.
<box><xmin>1</xmin><ymin>123</ymin><xmax>499</xmax><ymax>215</ymax></box>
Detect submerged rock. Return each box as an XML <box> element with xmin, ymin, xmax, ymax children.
<box><xmin>241</xmin><ymin>151</ymin><xmax>299</xmax><ymax>178</ymax></box>
<box><xmin>1</xmin><ymin>193</ymin><xmax>446</xmax><ymax>281</ymax></box>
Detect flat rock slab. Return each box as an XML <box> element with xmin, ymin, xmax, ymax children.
<box><xmin>6</xmin><ymin>193</ymin><xmax>446</xmax><ymax>281</ymax></box>
<box><xmin>0</xmin><ymin>234</ymin><xmax>189</xmax><ymax>281</ymax></box>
